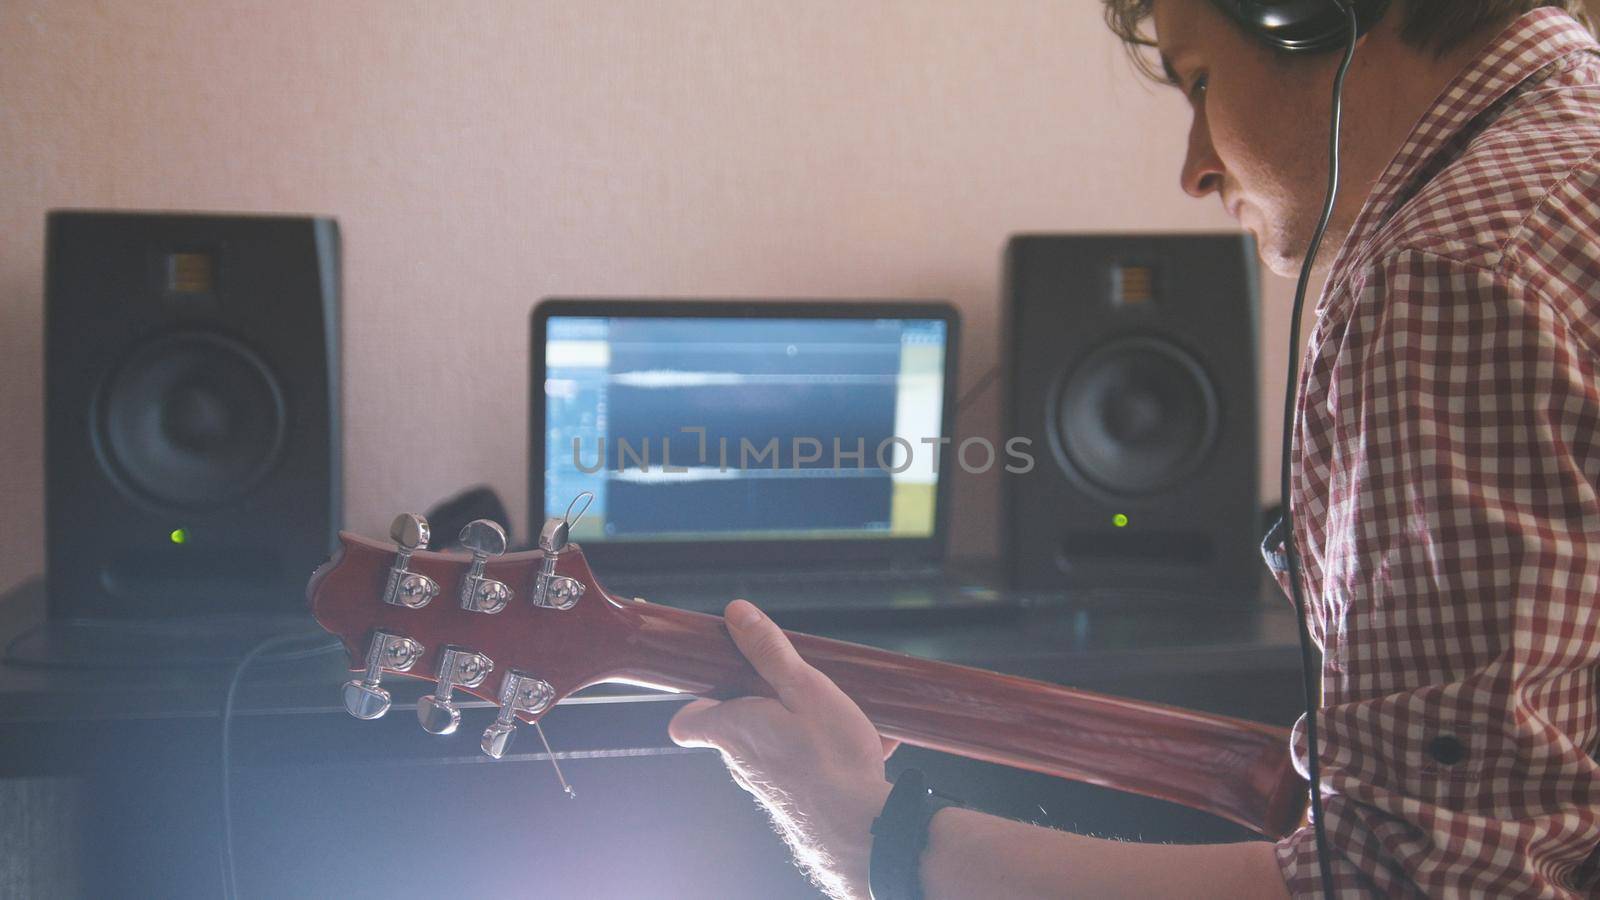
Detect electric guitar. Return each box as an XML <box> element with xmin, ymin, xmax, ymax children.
<box><xmin>308</xmin><ymin>510</ymin><xmax>1307</xmax><ymax>839</ymax></box>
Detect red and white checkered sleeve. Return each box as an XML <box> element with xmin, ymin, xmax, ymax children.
<box><xmin>1274</xmin><ymin>249</ymin><xmax>1600</xmax><ymax>898</ymax></box>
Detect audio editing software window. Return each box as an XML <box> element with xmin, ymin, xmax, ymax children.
<box><xmin>543</xmin><ymin>316</ymin><xmax>947</xmax><ymax>542</ymax></box>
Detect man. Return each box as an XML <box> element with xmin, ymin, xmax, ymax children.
<box><xmin>668</xmin><ymin>1</ymin><xmax>1600</xmax><ymax>896</ymax></box>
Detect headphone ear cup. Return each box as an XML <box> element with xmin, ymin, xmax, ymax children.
<box><xmin>1214</xmin><ymin>0</ymin><xmax>1389</xmax><ymax>54</ymax></box>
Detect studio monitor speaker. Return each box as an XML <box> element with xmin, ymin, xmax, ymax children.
<box><xmin>1003</xmin><ymin>234</ymin><xmax>1259</xmax><ymax>602</ymax></box>
<box><xmin>45</xmin><ymin>210</ymin><xmax>341</xmax><ymax>617</ymax></box>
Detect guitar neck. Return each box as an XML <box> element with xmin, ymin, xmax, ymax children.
<box><xmin>608</xmin><ymin>598</ymin><xmax>1306</xmax><ymax>839</ymax></box>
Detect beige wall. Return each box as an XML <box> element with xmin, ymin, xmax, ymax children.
<box><xmin>14</xmin><ymin>0</ymin><xmax>1523</xmax><ymax>597</ymax></box>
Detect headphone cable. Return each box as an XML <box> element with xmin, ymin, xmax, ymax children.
<box><xmin>1281</xmin><ymin>2</ymin><xmax>1360</xmax><ymax>896</ymax></box>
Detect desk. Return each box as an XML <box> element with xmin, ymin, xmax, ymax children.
<box><xmin>0</xmin><ymin>577</ymin><xmax>1311</xmax><ymax>898</ymax></box>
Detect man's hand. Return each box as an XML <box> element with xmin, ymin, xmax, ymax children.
<box><xmin>668</xmin><ymin>599</ymin><xmax>894</xmax><ymax>900</ymax></box>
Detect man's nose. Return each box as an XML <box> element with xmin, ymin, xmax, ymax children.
<box><xmin>1181</xmin><ymin>116</ymin><xmax>1224</xmax><ymax>198</ymax></box>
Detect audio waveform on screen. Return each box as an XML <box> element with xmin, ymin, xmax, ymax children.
<box><xmin>609</xmin><ymin>370</ymin><xmax>900</xmax><ymax>389</ymax></box>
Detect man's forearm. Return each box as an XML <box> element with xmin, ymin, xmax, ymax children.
<box><xmin>919</xmin><ymin>807</ymin><xmax>1292</xmax><ymax>900</ymax></box>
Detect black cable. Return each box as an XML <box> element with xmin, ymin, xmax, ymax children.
<box><xmin>1283</xmin><ymin>3</ymin><xmax>1360</xmax><ymax>896</ymax></box>
<box><xmin>218</xmin><ymin>633</ymin><xmax>343</xmax><ymax>900</ymax></box>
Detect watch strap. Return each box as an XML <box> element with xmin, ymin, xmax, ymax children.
<box><xmin>868</xmin><ymin>768</ymin><xmax>959</xmax><ymax>900</ymax></box>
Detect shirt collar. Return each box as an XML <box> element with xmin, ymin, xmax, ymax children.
<box><xmin>1324</xmin><ymin>8</ymin><xmax>1599</xmax><ymax>300</ymax></box>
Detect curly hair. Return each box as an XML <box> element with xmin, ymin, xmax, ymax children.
<box><xmin>1104</xmin><ymin>1</ymin><xmax>1597</xmax><ymax>83</ymax></box>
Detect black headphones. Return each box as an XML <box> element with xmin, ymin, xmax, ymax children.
<box><xmin>1212</xmin><ymin>0</ymin><xmax>1391</xmax><ymax>52</ymax></box>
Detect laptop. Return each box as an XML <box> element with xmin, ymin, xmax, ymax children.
<box><xmin>530</xmin><ymin>298</ymin><xmax>1012</xmax><ymax>620</ymax></box>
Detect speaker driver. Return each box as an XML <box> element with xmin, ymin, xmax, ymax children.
<box><xmin>1050</xmin><ymin>336</ymin><xmax>1218</xmax><ymax>497</ymax></box>
<box><xmin>95</xmin><ymin>332</ymin><xmax>287</xmax><ymax>509</ymax></box>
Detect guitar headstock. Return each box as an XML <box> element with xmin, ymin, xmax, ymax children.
<box><xmin>308</xmin><ymin>500</ymin><xmax>643</xmax><ymax>759</ymax></box>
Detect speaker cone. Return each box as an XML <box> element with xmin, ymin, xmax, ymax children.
<box><xmin>96</xmin><ymin>332</ymin><xmax>287</xmax><ymax>509</ymax></box>
<box><xmin>1050</xmin><ymin>336</ymin><xmax>1218</xmax><ymax>497</ymax></box>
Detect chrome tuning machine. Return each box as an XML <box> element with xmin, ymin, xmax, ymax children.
<box><xmin>382</xmin><ymin>513</ymin><xmax>439</xmax><ymax>609</ymax></box>
<box><xmin>458</xmin><ymin>519</ymin><xmax>512</xmax><ymax>614</ymax></box>
<box><xmin>480</xmin><ymin>671</ymin><xmax>556</xmax><ymax>759</ymax></box>
<box><xmin>342</xmin><ymin>631</ymin><xmax>424</xmax><ymax>720</ymax></box>
<box><xmin>531</xmin><ymin>492</ymin><xmax>593</xmax><ymax>610</ymax></box>
<box><xmin>417</xmin><ymin>647</ymin><xmax>494</xmax><ymax>735</ymax></box>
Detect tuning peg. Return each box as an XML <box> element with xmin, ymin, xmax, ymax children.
<box><xmin>342</xmin><ymin>631</ymin><xmax>424</xmax><ymax>720</ymax></box>
<box><xmin>531</xmin><ymin>495</ymin><xmax>593</xmax><ymax>610</ymax></box>
<box><xmin>457</xmin><ymin>519</ymin><xmax>512</xmax><ymax>614</ymax></box>
<box><xmin>417</xmin><ymin>647</ymin><xmax>493</xmax><ymax>735</ymax></box>
<box><xmin>480</xmin><ymin>671</ymin><xmax>556</xmax><ymax>758</ymax></box>
<box><xmin>538</xmin><ymin>515</ymin><xmax>571</xmax><ymax>553</ymax></box>
<box><xmin>539</xmin><ymin>491</ymin><xmax>594</xmax><ymax>552</ymax></box>
<box><xmin>393</xmin><ymin>511</ymin><xmax>430</xmax><ymax>547</ymax></box>
<box><xmin>382</xmin><ymin>513</ymin><xmax>439</xmax><ymax>609</ymax></box>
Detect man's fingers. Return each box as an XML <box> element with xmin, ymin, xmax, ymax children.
<box><xmin>724</xmin><ymin>599</ymin><xmax>821</xmax><ymax>712</ymax></box>
<box><xmin>668</xmin><ymin>695</ymin><xmax>786</xmax><ymax>750</ymax></box>
<box><xmin>667</xmin><ymin>698</ymin><xmax>724</xmax><ymax>748</ymax></box>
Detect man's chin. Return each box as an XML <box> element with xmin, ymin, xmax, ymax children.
<box><xmin>1251</xmin><ymin>230</ymin><xmax>1309</xmax><ymax>279</ymax></box>
<box><xmin>1255</xmin><ymin>216</ymin><xmax>1354</xmax><ymax>282</ymax></box>
<box><xmin>1260</xmin><ymin>249</ymin><xmax>1307</xmax><ymax>279</ymax></box>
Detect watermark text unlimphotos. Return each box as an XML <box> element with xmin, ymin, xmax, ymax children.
<box><xmin>569</xmin><ymin>426</ymin><xmax>1034</xmax><ymax>475</ymax></box>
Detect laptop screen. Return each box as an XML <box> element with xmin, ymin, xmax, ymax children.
<box><xmin>533</xmin><ymin>300</ymin><xmax>957</xmax><ymax>568</ymax></box>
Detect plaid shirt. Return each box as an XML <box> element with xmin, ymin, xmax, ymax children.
<box><xmin>1262</xmin><ymin>9</ymin><xmax>1600</xmax><ymax>898</ymax></box>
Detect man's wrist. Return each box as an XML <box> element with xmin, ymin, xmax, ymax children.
<box><xmin>841</xmin><ymin>779</ymin><xmax>894</xmax><ymax>881</ymax></box>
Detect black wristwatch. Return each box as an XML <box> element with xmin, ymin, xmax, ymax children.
<box><xmin>868</xmin><ymin>768</ymin><xmax>960</xmax><ymax>900</ymax></box>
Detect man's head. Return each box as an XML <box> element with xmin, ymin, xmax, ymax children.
<box><xmin>1104</xmin><ymin>1</ymin><xmax>1596</xmax><ymax>276</ymax></box>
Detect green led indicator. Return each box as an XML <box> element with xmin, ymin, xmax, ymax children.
<box><xmin>1112</xmin><ymin>514</ymin><xmax>1129</xmax><ymax>528</ymax></box>
<box><xmin>170</xmin><ymin>528</ymin><xmax>189</xmax><ymax>545</ymax></box>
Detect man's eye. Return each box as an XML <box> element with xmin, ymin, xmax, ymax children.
<box><xmin>1188</xmin><ymin>74</ymin><xmax>1209</xmax><ymax>101</ymax></box>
